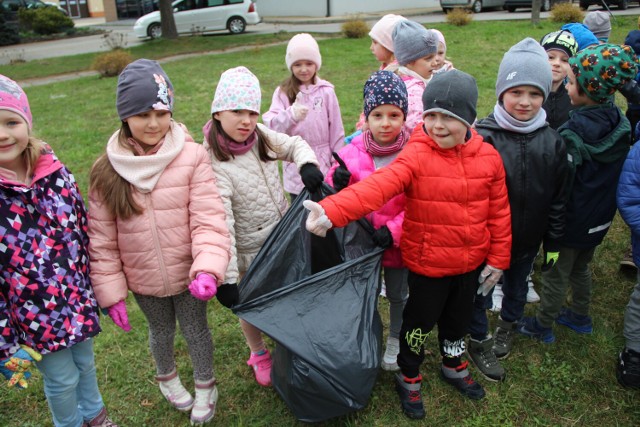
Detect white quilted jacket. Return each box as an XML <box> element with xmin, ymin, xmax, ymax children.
<box><xmin>205</xmin><ymin>124</ymin><xmax>318</xmax><ymax>283</ymax></box>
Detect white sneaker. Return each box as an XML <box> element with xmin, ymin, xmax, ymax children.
<box><xmin>527</xmin><ymin>281</ymin><xmax>540</xmax><ymax>303</ymax></box>
<box><xmin>490</xmin><ymin>284</ymin><xmax>503</xmax><ymax>313</ymax></box>
<box><xmin>190</xmin><ymin>379</ymin><xmax>218</xmax><ymax>425</ymax></box>
<box><xmin>157</xmin><ymin>369</ymin><xmax>194</xmax><ymax>412</ymax></box>
<box><xmin>381</xmin><ymin>337</ymin><xmax>400</xmax><ymax>371</ymax></box>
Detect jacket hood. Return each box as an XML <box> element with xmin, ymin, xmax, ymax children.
<box><xmin>563</xmin><ymin>103</ymin><xmax>628</xmax><ymax>145</ymax></box>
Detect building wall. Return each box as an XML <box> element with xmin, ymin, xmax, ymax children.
<box><xmin>256</xmin><ymin>0</ymin><xmax>429</xmax><ymax>17</ymax></box>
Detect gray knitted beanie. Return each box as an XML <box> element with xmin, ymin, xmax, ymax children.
<box><xmin>116</xmin><ymin>59</ymin><xmax>173</xmax><ymax>121</ymax></box>
<box><xmin>495</xmin><ymin>38</ymin><xmax>552</xmax><ymax>102</ymax></box>
<box><xmin>422</xmin><ymin>69</ymin><xmax>478</xmax><ymax>128</ymax></box>
<box><xmin>392</xmin><ymin>20</ymin><xmax>438</xmax><ymax>66</ymax></box>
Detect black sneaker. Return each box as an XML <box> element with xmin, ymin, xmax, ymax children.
<box><xmin>394</xmin><ymin>373</ymin><xmax>425</xmax><ymax>419</ymax></box>
<box><xmin>440</xmin><ymin>361</ymin><xmax>485</xmax><ymax>400</ymax></box>
<box><xmin>617</xmin><ymin>347</ymin><xmax>640</xmax><ymax>389</ymax></box>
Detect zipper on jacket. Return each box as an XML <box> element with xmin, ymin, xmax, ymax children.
<box><xmin>145</xmin><ymin>194</ymin><xmax>171</xmax><ymax>292</ymax></box>
<box><xmin>519</xmin><ymin>137</ymin><xmax>527</xmax><ymax>234</ymax></box>
<box><xmin>459</xmin><ymin>149</ymin><xmax>470</xmax><ymax>272</ymax></box>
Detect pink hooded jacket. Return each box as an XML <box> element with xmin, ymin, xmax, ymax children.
<box><xmin>326</xmin><ymin>133</ymin><xmax>406</xmax><ymax>268</ymax></box>
<box><xmin>263</xmin><ymin>77</ymin><xmax>345</xmax><ymax>194</ymax></box>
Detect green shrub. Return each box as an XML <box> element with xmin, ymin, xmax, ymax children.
<box><xmin>20</xmin><ymin>7</ymin><xmax>74</xmax><ymax>35</ymax></box>
<box><xmin>446</xmin><ymin>8</ymin><xmax>473</xmax><ymax>26</ymax></box>
<box><xmin>549</xmin><ymin>2</ymin><xmax>584</xmax><ymax>24</ymax></box>
<box><xmin>342</xmin><ymin>19</ymin><xmax>369</xmax><ymax>39</ymax></box>
<box><xmin>0</xmin><ymin>12</ymin><xmax>20</xmax><ymax>45</ymax></box>
<box><xmin>91</xmin><ymin>49</ymin><xmax>133</xmax><ymax>77</ymax></box>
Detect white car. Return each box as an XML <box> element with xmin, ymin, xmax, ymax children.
<box><xmin>133</xmin><ymin>0</ymin><xmax>260</xmax><ymax>39</ymax></box>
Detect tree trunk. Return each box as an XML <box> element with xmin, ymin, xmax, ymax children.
<box><xmin>531</xmin><ymin>0</ymin><xmax>541</xmax><ymax>25</ymax></box>
<box><xmin>159</xmin><ymin>0</ymin><xmax>178</xmax><ymax>39</ymax></box>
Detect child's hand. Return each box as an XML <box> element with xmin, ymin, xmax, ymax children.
<box><xmin>108</xmin><ymin>301</ymin><xmax>132</xmax><ymax>332</ymax></box>
<box><xmin>291</xmin><ymin>92</ymin><xmax>309</xmax><ymax>121</ymax></box>
<box><xmin>477</xmin><ymin>265</ymin><xmax>502</xmax><ymax>296</ymax></box>
<box><xmin>300</xmin><ymin>163</ymin><xmax>324</xmax><ymax>192</ymax></box>
<box><xmin>0</xmin><ymin>345</ymin><xmax>42</xmax><ymax>389</ymax></box>
<box><xmin>303</xmin><ymin>200</ymin><xmax>333</xmax><ymax>237</ymax></box>
<box><xmin>331</xmin><ymin>152</ymin><xmax>352</xmax><ymax>191</ymax></box>
<box><xmin>216</xmin><ymin>283</ymin><xmax>239</xmax><ymax>308</ymax></box>
<box><xmin>372</xmin><ymin>226</ymin><xmax>393</xmax><ymax>248</ymax></box>
<box><xmin>189</xmin><ymin>273</ymin><xmax>218</xmax><ymax>301</ymax></box>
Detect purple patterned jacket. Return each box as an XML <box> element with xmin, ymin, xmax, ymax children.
<box><xmin>0</xmin><ymin>146</ymin><xmax>100</xmax><ymax>358</ymax></box>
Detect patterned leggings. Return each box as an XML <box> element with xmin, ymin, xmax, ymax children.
<box><xmin>133</xmin><ymin>290</ymin><xmax>214</xmax><ymax>382</ymax></box>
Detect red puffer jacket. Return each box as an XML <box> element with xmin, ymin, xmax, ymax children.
<box><xmin>320</xmin><ymin>126</ymin><xmax>511</xmax><ymax>278</ymax></box>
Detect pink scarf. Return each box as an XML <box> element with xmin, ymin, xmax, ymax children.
<box><xmin>202</xmin><ymin>119</ymin><xmax>257</xmax><ymax>156</ymax></box>
<box><xmin>363</xmin><ymin>128</ymin><xmax>410</xmax><ymax>156</ymax></box>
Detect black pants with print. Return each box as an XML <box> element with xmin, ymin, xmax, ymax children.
<box><xmin>397</xmin><ymin>267</ymin><xmax>481</xmax><ymax>378</ymax></box>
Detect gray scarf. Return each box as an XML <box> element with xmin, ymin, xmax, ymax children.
<box><xmin>493</xmin><ymin>102</ymin><xmax>547</xmax><ymax>134</ymax></box>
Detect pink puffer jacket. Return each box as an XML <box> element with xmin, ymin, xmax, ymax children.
<box><xmin>326</xmin><ymin>133</ymin><xmax>406</xmax><ymax>268</ymax></box>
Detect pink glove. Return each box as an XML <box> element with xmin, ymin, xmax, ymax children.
<box><xmin>107</xmin><ymin>301</ymin><xmax>131</xmax><ymax>332</ymax></box>
<box><xmin>189</xmin><ymin>273</ymin><xmax>218</xmax><ymax>301</ymax></box>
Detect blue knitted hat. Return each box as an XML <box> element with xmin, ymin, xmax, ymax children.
<box><xmin>363</xmin><ymin>70</ymin><xmax>408</xmax><ymax>119</ymax></box>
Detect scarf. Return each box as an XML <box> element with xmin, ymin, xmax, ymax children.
<box><xmin>363</xmin><ymin>128</ymin><xmax>410</xmax><ymax>156</ymax></box>
<box><xmin>493</xmin><ymin>102</ymin><xmax>548</xmax><ymax>134</ymax></box>
<box><xmin>107</xmin><ymin>120</ymin><xmax>185</xmax><ymax>193</ymax></box>
<box><xmin>202</xmin><ymin>119</ymin><xmax>257</xmax><ymax>156</ymax></box>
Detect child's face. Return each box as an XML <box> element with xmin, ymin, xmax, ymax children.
<box><xmin>370</xmin><ymin>39</ymin><xmax>394</xmax><ymax>64</ymax></box>
<box><xmin>0</xmin><ymin>110</ymin><xmax>29</xmax><ymax>172</ymax></box>
<box><xmin>406</xmin><ymin>53</ymin><xmax>439</xmax><ymax>80</ymax></box>
<box><xmin>547</xmin><ymin>49</ymin><xmax>570</xmax><ymax>85</ymax></box>
<box><xmin>291</xmin><ymin>60</ymin><xmax>317</xmax><ymax>86</ymax></box>
<box><xmin>366</xmin><ymin>104</ymin><xmax>405</xmax><ymax>146</ymax></box>
<box><xmin>501</xmin><ymin>86</ymin><xmax>544</xmax><ymax>122</ymax></box>
<box><xmin>126</xmin><ymin>110</ymin><xmax>171</xmax><ymax>150</ymax></box>
<box><xmin>214</xmin><ymin>109</ymin><xmax>258</xmax><ymax>143</ymax></box>
<box><xmin>423</xmin><ymin>111</ymin><xmax>467</xmax><ymax>149</ymax></box>
<box><xmin>434</xmin><ymin>42</ymin><xmax>446</xmax><ymax>70</ymax></box>
<box><xmin>565</xmin><ymin>67</ymin><xmax>591</xmax><ymax>106</ymax></box>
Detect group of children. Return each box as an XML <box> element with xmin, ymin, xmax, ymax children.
<box><xmin>2</xmin><ymin>11</ymin><xmax>640</xmax><ymax>427</ymax></box>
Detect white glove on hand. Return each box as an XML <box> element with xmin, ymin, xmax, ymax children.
<box><xmin>291</xmin><ymin>92</ymin><xmax>309</xmax><ymax>121</ymax></box>
<box><xmin>477</xmin><ymin>264</ymin><xmax>503</xmax><ymax>296</ymax></box>
<box><xmin>303</xmin><ymin>200</ymin><xmax>333</xmax><ymax>237</ymax></box>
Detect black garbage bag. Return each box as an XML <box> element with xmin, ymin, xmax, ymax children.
<box><xmin>232</xmin><ymin>185</ymin><xmax>384</xmax><ymax>423</ymax></box>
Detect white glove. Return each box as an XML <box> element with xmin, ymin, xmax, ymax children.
<box><xmin>291</xmin><ymin>92</ymin><xmax>309</xmax><ymax>121</ymax></box>
<box><xmin>477</xmin><ymin>264</ymin><xmax>503</xmax><ymax>296</ymax></box>
<box><xmin>303</xmin><ymin>200</ymin><xmax>333</xmax><ymax>237</ymax></box>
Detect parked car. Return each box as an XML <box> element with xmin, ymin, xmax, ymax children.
<box><xmin>504</xmin><ymin>0</ymin><xmax>558</xmax><ymax>12</ymax></box>
<box><xmin>579</xmin><ymin>0</ymin><xmax>633</xmax><ymax>9</ymax></box>
<box><xmin>439</xmin><ymin>0</ymin><xmax>506</xmax><ymax>13</ymax></box>
<box><xmin>133</xmin><ymin>0</ymin><xmax>260</xmax><ymax>39</ymax></box>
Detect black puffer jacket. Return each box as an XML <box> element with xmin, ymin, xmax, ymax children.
<box><xmin>543</xmin><ymin>84</ymin><xmax>576</xmax><ymax>130</ymax></box>
<box><xmin>475</xmin><ymin>114</ymin><xmax>568</xmax><ymax>262</ymax></box>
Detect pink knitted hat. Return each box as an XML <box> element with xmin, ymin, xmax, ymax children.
<box><xmin>285</xmin><ymin>33</ymin><xmax>322</xmax><ymax>71</ymax></box>
<box><xmin>369</xmin><ymin>14</ymin><xmax>406</xmax><ymax>52</ymax></box>
<box><xmin>0</xmin><ymin>74</ymin><xmax>32</xmax><ymax>129</ymax></box>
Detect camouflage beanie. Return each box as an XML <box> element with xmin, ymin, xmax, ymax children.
<box><xmin>569</xmin><ymin>43</ymin><xmax>639</xmax><ymax>103</ymax></box>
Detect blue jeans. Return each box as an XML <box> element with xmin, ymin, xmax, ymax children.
<box><xmin>36</xmin><ymin>339</ymin><xmax>104</xmax><ymax>427</ymax></box>
<box><xmin>469</xmin><ymin>252</ymin><xmax>537</xmax><ymax>340</ymax></box>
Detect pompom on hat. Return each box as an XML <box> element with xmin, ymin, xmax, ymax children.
<box><xmin>363</xmin><ymin>70</ymin><xmax>408</xmax><ymax>119</ymax></box>
<box><xmin>285</xmin><ymin>33</ymin><xmax>322</xmax><ymax>71</ymax></box>
<box><xmin>0</xmin><ymin>74</ymin><xmax>32</xmax><ymax>129</ymax></box>
<box><xmin>422</xmin><ymin>69</ymin><xmax>478</xmax><ymax>128</ymax></box>
<box><xmin>116</xmin><ymin>59</ymin><xmax>173</xmax><ymax>121</ymax></box>
<box><xmin>540</xmin><ymin>30</ymin><xmax>579</xmax><ymax>58</ymax></box>
<box><xmin>569</xmin><ymin>43</ymin><xmax>639</xmax><ymax>103</ymax></box>
<box><xmin>583</xmin><ymin>11</ymin><xmax>611</xmax><ymax>42</ymax></box>
<box><xmin>210</xmin><ymin>66</ymin><xmax>261</xmax><ymax>114</ymax></box>
<box><xmin>496</xmin><ymin>37</ymin><xmax>552</xmax><ymax>102</ymax></box>
<box><xmin>368</xmin><ymin>14</ymin><xmax>406</xmax><ymax>52</ymax></box>
<box><xmin>392</xmin><ymin>20</ymin><xmax>439</xmax><ymax>66</ymax></box>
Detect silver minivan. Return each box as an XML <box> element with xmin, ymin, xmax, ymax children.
<box><xmin>133</xmin><ymin>0</ymin><xmax>261</xmax><ymax>39</ymax></box>
<box><xmin>439</xmin><ymin>0</ymin><xmax>506</xmax><ymax>13</ymax></box>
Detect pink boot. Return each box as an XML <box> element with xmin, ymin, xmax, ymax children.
<box><xmin>246</xmin><ymin>350</ymin><xmax>272</xmax><ymax>387</ymax></box>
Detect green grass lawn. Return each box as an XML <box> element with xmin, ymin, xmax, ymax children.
<box><xmin>1</xmin><ymin>16</ymin><xmax>640</xmax><ymax>427</ymax></box>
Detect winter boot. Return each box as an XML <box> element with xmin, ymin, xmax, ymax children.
<box><xmin>190</xmin><ymin>379</ymin><xmax>218</xmax><ymax>425</ymax></box>
<box><xmin>394</xmin><ymin>373</ymin><xmax>425</xmax><ymax>419</ymax></box>
<box><xmin>156</xmin><ymin>369</ymin><xmax>195</xmax><ymax>412</ymax></box>
<box><xmin>382</xmin><ymin>337</ymin><xmax>400</xmax><ymax>372</ymax></box>
<box><xmin>617</xmin><ymin>347</ymin><xmax>640</xmax><ymax>389</ymax></box>
<box><xmin>493</xmin><ymin>317</ymin><xmax>517</xmax><ymax>359</ymax></box>
<box><xmin>440</xmin><ymin>361</ymin><xmax>485</xmax><ymax>400</ymax></box>
<box><xmin>82</xmin><ymin>407</ymin><xmax>118</xmax><ymax>427</ymax></box>
<box><xmin>468</xmin><ymin>337</ymin><xmax>505</xmax><ymax>382</ymax></box>
<box><xmin>247</xmin><ymin>349</ymin><xmax>272</xmax><ymax>387</ymax></box>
